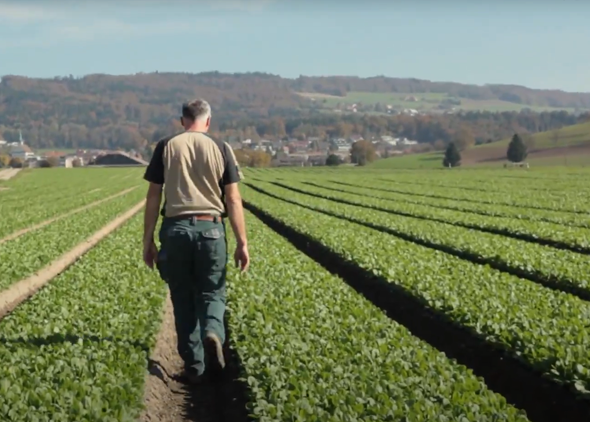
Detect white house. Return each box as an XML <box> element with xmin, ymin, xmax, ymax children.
<box><xmin>10</xmin><ymin>144</ymin><xmax>36</xmax><ymax>160</ymax></box>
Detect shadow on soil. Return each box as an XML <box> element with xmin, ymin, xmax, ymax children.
<box><xmin>173</xmin><ymin>317</ymin><xmax>252</xmax><ymax>422</ymax></box>
<box><xmin>243</xmin><ymin>199</ymin><xmax>590</xmax><ymax>422</ymax></box>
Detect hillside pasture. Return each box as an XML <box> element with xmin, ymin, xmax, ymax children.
<box><xmin>296</xmin><ymin>91</ymin><xmax>585</xmax><ymax>113</ymax></box>
<box><xmin>371</xmin><ymin>121</ymin><xmax>590</xmax><ymax>168</ymax></box>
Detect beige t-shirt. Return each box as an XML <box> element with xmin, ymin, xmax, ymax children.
<box><xmin>143</xmin><ymin>131</ymin><xmax>242</xmax><ymax>218</ymax></box>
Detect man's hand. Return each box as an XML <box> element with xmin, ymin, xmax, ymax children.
<box><xmin>234</xmin><ymin>243</ymin><xmax>250</xmax><ymax>272</ymax></box>
<box><xmin>143</xmin><ymin>239</ymin><xmax>158</xmax><ymax>269</ymax></box>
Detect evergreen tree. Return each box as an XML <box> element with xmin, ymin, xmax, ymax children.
<box><xmin>507</xmin><ymin>133</ymin><xmax>528</xmax><ymax>162</ymax></box>
<box><xmin>442</xmin><ymin>142</ymin><xmax>461</xmax><ymax>167</ymax></box>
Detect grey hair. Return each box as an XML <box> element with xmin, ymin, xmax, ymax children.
<box><xmin>182</xmin><ymin>98</ymin><xmax>211</xmax><ymax>122</ymax></box>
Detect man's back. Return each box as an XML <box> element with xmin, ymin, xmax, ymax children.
<box><xmin>150</xmin><ymin>131</ymin><xmax>240</xmax><ymax>218</ymax></box>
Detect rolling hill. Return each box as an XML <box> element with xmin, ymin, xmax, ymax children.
<box><xmin>371</xmin><ymin>121</ymin><xmax>590</xmax><ymax>169</ymax></box>
<box><xmin>1</xmin><ymin>71</ymin><xmax>589</xmax><ymax>151</ymax></box>
<box><xmin>296</xmin><ymin>91</ymin><xmax>588</xmax><ymax>114</ymax></box>
<box><xmin>292</xmin><ymin>76</ymin><xmax>590</xmax><ymax>113</ymax></box>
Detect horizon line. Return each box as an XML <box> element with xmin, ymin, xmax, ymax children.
<box><xmin>1</xmin><ymin>71</ymin><xmax>588</xmax><ymax>95</ymax></box>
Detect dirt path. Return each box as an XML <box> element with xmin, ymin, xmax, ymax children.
<box><xmin>0</xmin><ymin>169</ymin><xmax>21</xmax><ymax>181</ymax></box>
<box><xmin>140</xmin><ymin>294</ymin><xmax>187</xmax><ymax>422</ymax></box>
<box><xmin>0</xmin><ymin>200</ymin><xmax>146</xmax><ymax>319</ymax></box>
<box><xmin>140</xmin><ymin>294</ymin><xmax>226</xmax><ymax>422</ymax></box>
<box><xmin>140</xmin><ymin>296</ymin><xmax>251</xmax><ymax>422</ymax></box>
<box><xmin>0</xmin><ymin>186</ymin><xmax>138</xmax><ymax>245</ymax></box>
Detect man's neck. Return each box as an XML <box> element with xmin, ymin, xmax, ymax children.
<box><xmin>185</xmin><ymin>125</ymin><xmax>207</xmax><ymax>133</ymax></box>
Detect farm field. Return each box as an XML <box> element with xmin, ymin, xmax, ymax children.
<box><xmin>1</xmin><ymin>166</ymin><xmax>590</xmax><ymax>421</ymax></box>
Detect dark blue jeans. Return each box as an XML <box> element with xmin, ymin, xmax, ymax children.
<box><xmin>157</xmin><ymin>216</ymin><xmax>228</xmax><ymax>375</ymax></box>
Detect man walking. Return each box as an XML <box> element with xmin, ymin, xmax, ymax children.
<box><xmin>142</xmin><ymin>98</ymin><xmax>249</xmax><ymax>384</ymax></box>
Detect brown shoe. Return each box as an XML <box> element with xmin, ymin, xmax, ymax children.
<box><xmin>174</xmin><ymin>367</ymin><xmax>202</xmax><ymax>385</ymax></box>
<box><xmin>203</xmin><ymin>332</ymin><xmax>226</xmax><ymax>373</ymax></box>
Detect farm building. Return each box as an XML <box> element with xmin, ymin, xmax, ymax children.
<box><xmin>92</xmin><ymin>151</ymin><xmax>148</xmax><ymax>167</ymax></box>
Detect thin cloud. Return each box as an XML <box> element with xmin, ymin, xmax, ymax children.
<box><xmin>0</xmin><ymin>3</ymin><xmax>63</xmax><ymax>22</ymax></box>
<box><xmin>209</xmin><ymin>0</ymin><xmax>275</xmax><ymax>12</ymax></box>
<box><xmin>56</xmin><ymin>19</ymin><xmax>224</xmax><ymax>40</ymax></box>
<box><xmin>0</xmin><ymin>3</ymin><xmax>230</xmax><ymax>48</ymax></box>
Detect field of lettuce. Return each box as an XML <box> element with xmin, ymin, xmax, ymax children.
<box><xmin>1</xmin><ymin>166</ymin><xmax>590</xmax><ymax>421</ymax></box>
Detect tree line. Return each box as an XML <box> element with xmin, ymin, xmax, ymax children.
<box><xmin>0</xmin><ymin>72</ymin><xmax>588</xmax><ymax>152</ymax></box>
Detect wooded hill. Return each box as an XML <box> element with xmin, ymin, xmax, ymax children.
<box><xmin>0</xmin><ymin>71</ymin><xmax>588</xmax><ymax>152</ymax></box>
<box><xmin>292</xmin><ymin>76</ymin><xmax>590</xmax><ymax>108</ymax></box>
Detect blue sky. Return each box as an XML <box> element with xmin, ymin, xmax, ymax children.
<box><xmin>1</xmin><ymin>1</ymin><xmax>589</xmax><ymax>92</ymax></box>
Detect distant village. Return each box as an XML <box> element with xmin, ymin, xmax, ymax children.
<box><xmin>227</xmin><ymin>134</ymin><xmax>419</xmax><ymax>167</ymax></box>
<box><xmin>0</xmin><ymin>132</ymin><xmax>148</xmax><ymax>168</ymax></box>
<box><xmin>0</xmin><ymin>131</ymin><xmax>420</xmax><ymax>169</ymax></box>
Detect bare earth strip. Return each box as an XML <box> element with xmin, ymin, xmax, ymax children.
<box><xmin>0</xmin><ymin>169</ymin><xmax>21</xmax><ymax>181</ymax></box>
<box><xmin>140</xmin><ymin>294</ymin><xmax>188</xmax><ymax>422</ymax></box>
<box><xmin>140</xmin><ymin>293</ymin><xmax>231</xmax><ymax>422</ymax></box>
<box><xmin>0</xmin><ymin>186</ymin><xmax>139</xmax><ymax>245</ymax></box>
<box><xmin>0</xmin><ymin>199</ymin><xmax>145</xmax><ymax>319</ymax></box>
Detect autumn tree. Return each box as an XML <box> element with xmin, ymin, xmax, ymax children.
<box><xmin>507</xmin><ymin>133</ymin><xmax>528</xmax><ymax>163</ymax></box>
<box><xmin>232</xmin><ymin>149</ymin><xmax>271</xmax><ymax>168</ymax></box>
<box><xmin>47</xmin><ymin>156</ymin><xmax>60</xmax><ymax>167</ymax></box>
<box><xmin>454</xmin><ymin>127</ymin><xmax>475</xmax><ymax>151</ymax></box>
<box><xmin>232</xmin><ymin>149</ymin><xmax>250</xmax><ymax>168</ymax></box>
<box><xmin>442</xmin><ymin>142</ymin><xmax>461</xmax><ymax>167</ymax></box>
<box><xmin>350</xmin><ymin>140</ymin><xmax>376</xmax><ymax>166</ymax></box>
<box><xmin>326</xmin><ymin>154</ymin><xmax>342</xmax><ymax>166</ymax></box>
<box><xmin>0</xmin><ymin>154</ymin><xmax>10</xmax><ymax>167</ymax></box>
<box><xmin>9</xmin><ymin>157</ymin><xmax>23</xmax><ymax>168</ymax></box>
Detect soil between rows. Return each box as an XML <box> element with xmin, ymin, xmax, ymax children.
<box><xmin>140</xmin><ymin>294</ymin><xmax>188</xmax><ymax>422</ymax></box>
<box><xmin>0</xmin><ymin>168</ymin><xmax>20</xmax><ymax>181</ymax></box>
<box><xmin>140</xmin><ymin>294</ymin><xmax>252</xmax><ymax>422</ymax></box>
<box><xmin>0</xmin><ymin>186</ymin><xmax>138</xmax><ymax>245</ymax></box>
<box><xmin>0</xmin><ymin>200</ymin><xmax>146</xmax><ymax>320</ymax></box>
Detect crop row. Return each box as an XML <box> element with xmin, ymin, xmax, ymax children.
<box><xmin>256</xmin><ymin>180</ymin><xmax>590</xmax><ymax>297</ymax></box>
<box><xmin>302</xmin><ymin>179</ymin><xmax>590</xmax><ymax>228</ymax></box>
<box><xmin>0</xmin><ymin>187</ymin><xmax>145</xmax><ymax>292</ymax></box>
<box><xmin>0</xmin><ymin>169</ymin><xmax>143</xmax><ymax>237</ymax></box>
<box><xmin>241</xmin><ymin>184</ymin><xmax>590</xmax><ymax>397</ymax></box>
<box><xmin>372</xmin><ymin>176</ymin><xmax>590</xmax><ymax>213</ymax></box>
<box><xmin>376</xmin><ymin>174</ymin><xmax>590</xmax><ymax>197</ymax></box>
<box><xmin>258</xmin><ymin>167</ymin><xmax>590</xmax><ymax>192</ymax></box>
<box><xmin>0</xmin><ymin>213</ymin><xmax>166</xmax><ymax>422</ymax></box>
<box><xmin>226</xmin><ymin>211</ymin><xmax>529</xmax><ymax>421</ymax></box>
<box><xmin>269</xmin><ymin>172</ymin><xmax>590</xmax><ymax>214</ymax></box>
<box><xmin>0</xmin><ymin>168</ymin><xmax>142</xmax><ymax>206</ymax></box>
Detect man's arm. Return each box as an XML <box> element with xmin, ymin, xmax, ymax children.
<box><xmin>225</xmin><ymin>183</ymin><xmax>247</xmax><ymax>246</ymax></box>
<box><xmin>222</xmin><ymin>142</ymin><xmax>247</xmax><ymax>246</ymax></box>
<box><xmin>143</xmin><ymin>140</ymin><xmax>165</xmax><ymax>243</ymax></box>
<box><xmin>144</xmin><ymin>183</ymin><xmax>162</xmax><ymax>243</ymax></box>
